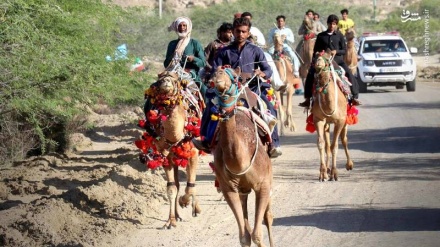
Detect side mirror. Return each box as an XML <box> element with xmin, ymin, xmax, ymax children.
<box><xmin>410</xmin><ymin>47</ymin><xmax>418</xmax><ymax>54</ymax></box>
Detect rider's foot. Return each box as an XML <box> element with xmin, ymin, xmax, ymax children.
<box><xmin>351</xmin><ymin>98</ymin><xmax>362</xmax><ymax>106</ymax></box>
<box><xmin>192</xmin><ymin>138</ymin><xmax>211</xmax><ymax>152</ymax></box>
<box><xmin>299</xmin><ymin>99</ymin><xmax>310</xmax><ymax>107</ymax></box>
<box><xmin>269</xmin><ymin>146</ymin><xmax>282</xmax><ymax>158</ymax></box>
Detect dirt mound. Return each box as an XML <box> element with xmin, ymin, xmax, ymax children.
<box><xmin>0</xmin><ymin>108</ymin><xmax>169</xmax><ymax>246</ymax></box>
<box><xmin>418</xmin><ymin>66</ymin><xmax>440</xmax><ymax>80</ymax></box>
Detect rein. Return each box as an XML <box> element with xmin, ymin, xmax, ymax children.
<box><xmin>224</xmin><ymin>107</ymin><xmax>259</xmax><ymax>176</ymax></box>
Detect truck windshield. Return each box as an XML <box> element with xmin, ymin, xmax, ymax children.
<box><xmin>362</xmin><ymin>40</ymin><xmax>406</xmax><ymax>53</ymax></box>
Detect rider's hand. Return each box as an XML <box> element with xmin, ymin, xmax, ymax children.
<box><xmin>253</xmin><ymin>69</ymin><xmax>266</xmax><ymax>79</ymax></box>
<box><xmin>186</xmin><ymin>55</ymin><xmax>194</xmax><ymax>62</ymax></box>
<box><xmin>330</xmin><ymin>50</ymin><xmax>337</xmax><ymax>56</ymax></box>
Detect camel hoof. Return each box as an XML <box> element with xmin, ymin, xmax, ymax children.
<box><xmin>178</xmin><ymin>196</ymin><xmax>189</xmax><ymax>208</ymax></box>
<box><xmin>346</xmin><ymin>161</ymin><xmax>354</xmax><ymax>170</ymax></box>
<box><xmin>192</xmin><ymin>201</ymin><xmax>201</xmax><ymax>217</ymax></box>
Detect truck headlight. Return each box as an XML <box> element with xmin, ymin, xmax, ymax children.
<box><xmin>403</xmin><ymin>59</ymin><xmax>413</xmax><ymax>65</ymax></box>
<box><xmin>363</xmin><ymin>60</ymin><xmax>374</xmax><ymax>66</ymax></box>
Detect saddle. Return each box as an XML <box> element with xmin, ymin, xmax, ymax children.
<box><xmin>209</xmin><ymin>87</ymin><xmax>273</xmax><ymax>149</ymax></box>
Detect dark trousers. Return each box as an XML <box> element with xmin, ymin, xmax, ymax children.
<box><xmin>304</xmin><ymin>61</ymin><xmax>359</xmax><ymax>99</ymax></box>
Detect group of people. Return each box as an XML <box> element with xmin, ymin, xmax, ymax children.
<box><xmin>149</xmin><ymin>8</ymin><xmax>360</xmax><ymax>158</ymax></box>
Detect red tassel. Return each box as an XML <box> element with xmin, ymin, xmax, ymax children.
<box><xmin>305</xmin><ymin>114</ymin><xmax>316</xmax><ymax>133</ymax></box>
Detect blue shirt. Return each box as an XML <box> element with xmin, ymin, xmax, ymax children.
<box><xmin>212</xmin><ymin>40</ymin><xmax>272</xmax><ymax>79</ymax></box>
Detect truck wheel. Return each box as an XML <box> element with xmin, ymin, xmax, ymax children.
<box><xmin>406</xmin><ymin>80</ymin><xmax>416</xmax><ymax>92</ymax></box>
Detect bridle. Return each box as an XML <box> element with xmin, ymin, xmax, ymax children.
<box><xmin>314</xmin><ymin>55</ymin><xmax>339</xmax><ymax>117</ymax></box>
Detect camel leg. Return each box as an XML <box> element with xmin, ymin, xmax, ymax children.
<box><xmin>240</xmin><ymin>194</ymin><xmax>252</xmax><ymax>237</ymax></box>
<box><xmin>324</xmin><ymin>124</ymin><xmax>331</xmax><ymax>176</ymax></box>
<box><xmin>275</xmin><ymin>90</ymin><xmax>285</xmax><ymax>136</ymax></box>
<box><xmin>340</xmin><ymin>124</ymin><xmax>354</xmax><ymax>170</ymax></box>
<box><xmin>263</xmin><ymin>198</ymin><xmax>274</xmax><ymax>247</ymax></box>
<box><xmin>222</xmin><ymin>189</ymin><xmax>250</xmax><ymax>247</ymax></box>
<box><xmin>315</xmin><ymin>121</ymin><xmax>328</xmax><ymax>182</ymax></box>
<box><xmin>252</xmin><ymin>184</ymin><xmax>271</xmax><ymax>247</ymax></box>
<box><xmin>330</xmin><ymin>122</ymin><xmax>345</xmax><ymax>181</ymax></box>
<box><xmin>284</xmin><ymin>80</ymin><xmax>296</xmax><ymax>132</ymax></box>
<box><xmin>163</xmin><ymin>165</ymin><xmax>180</xmax><ymax>229</ymax></box>
<box><xmin>178</xmin><ymin>152</ymin><xmax>201</xmax><ymax>216</ymax></box>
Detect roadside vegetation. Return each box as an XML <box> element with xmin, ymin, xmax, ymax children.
<box><xmin>1</xmin><ymin>0</ymin><xmax>438</xmax><ymax>166</ymax></box>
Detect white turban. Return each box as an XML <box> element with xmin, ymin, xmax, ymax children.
<box><xmin>168</xmin><ymin>16</ymin><xmax>192</xmax><ymax>37</ymax></box>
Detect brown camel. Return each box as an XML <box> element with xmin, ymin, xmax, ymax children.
<box><xmin>210</xmin><ymin>67</ymin><xmax>274</xmax><ymax>247</ymax></box>
<box><xmin>272</xmin><ymin>32</ymin><xmax>300</xmax><ymax>133</ymax></box>
<box><xmin>138</xmin><ymin>71</ymin><xmax>203</xmax><ymax>229</ymax></box>
<box><xmin>299</xmin><ymin>15</ymin><xmax>316</xmax><ymax>80</ymax></box>
<box><xmin>311</xmin><ymin>52</ymin><xmax>354</xmax><ymax>182</ymax></box>
<box><xmin>344</xmin><ymin>28</ymin><xmax>358</xmax><ymax>76</ymax></box>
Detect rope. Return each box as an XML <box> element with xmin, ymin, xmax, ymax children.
<box><xmin>224</xmin><ymin>107</ymin><xmax>259</xmax><ymax>176</ymax></box>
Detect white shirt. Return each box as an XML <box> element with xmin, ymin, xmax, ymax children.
<box><xmin>250</xmin><ymin>26</ymin><xmax>266</xmax><ymax>47</ymax></box>
<box><xmin>268</xmin><ymin>26</ymin><xmax>295</xmax><ymax>46</ymax></box>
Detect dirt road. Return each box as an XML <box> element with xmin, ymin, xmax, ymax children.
<box><xmin>1</xmin><ymin>77</ymin><xmax>440</xmax><ymax>246</ymax></box>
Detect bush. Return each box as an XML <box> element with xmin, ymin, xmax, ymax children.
<box><xmin>0</xmin><ymin>0</ymin><xmax>152</xmax><ymax>164</ymax></box>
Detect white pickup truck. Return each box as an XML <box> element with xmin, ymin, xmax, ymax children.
<box><xmin>357</xmin><ymin>32</ymin><xmax>417</xmax><ymax>92</ymax></box>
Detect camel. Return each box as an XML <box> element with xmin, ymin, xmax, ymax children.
<box><xmin>136</xmin><ymin>69</ymin><xmax>203</xmax><ymax>229</ymax></box>
<box><xmin>272</xmin><ymin>32</ymin><xmax>301</xmax><ymax>133</ymax></box>
<box><xmin>311</xmin><ymin>51</ymin><xmax>354</xmax><ymax>182</ymax></box>
<box><xmin>344</xmin><ymin>28</ymin><xmax>358</xmax><ymax>76</ymax></box>
<box><xmin>299</xmin><ymin>15</ymin><xmax>316</xmax><ymax>81</ymax></box>
<box><xmin>209</xmin><ymin>67</ymin><xmax>274</xmax><ymax>247</ymax></box>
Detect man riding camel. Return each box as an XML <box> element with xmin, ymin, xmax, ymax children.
<box><xmin>192</xmin><ymin>17</ymin><xmax>282</xmax><ymax>158</ymax></box>
<box><xmin>241</xmin><ymin>11</ymin><xmax>285</xmax><ymax>91</ymax></box>
<box><xmin>299</xmin><ymin>14</ymin><xmax>361</xmax><ymax>108</ymax></box>
<box><xmin>144</xmin><ymin>17</ymin><xmax>206</xmax><ymax>115</ymax></box>
<box><xmin>268</xmin><ymin>15</ymin><xmax>300</xmax><ymax>78</ymax></box>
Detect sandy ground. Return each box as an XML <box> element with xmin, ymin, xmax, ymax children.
<box><xmin>1</xmin><ymin>58</ymin><xmax>439</xmax><ymax>246</ymax></box>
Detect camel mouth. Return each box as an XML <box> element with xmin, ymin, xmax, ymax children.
<box><xmin>214</xmin><ymin>80</ymin><xmax>228</xmax><ymax>92</ymax></box>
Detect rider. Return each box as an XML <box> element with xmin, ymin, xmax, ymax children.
<box><xmin>268</xmin><ymin>15</ymin><xmax>300</xmax><ymax>78</ymax></box>
<box><xmin>144</xmin><ymin>17</ymin><xmax>206</xmax><ymax>116</ymax></box>
<box><xmin>202</xmin><ymin>22</ymin><xmax>233</xmax><ymax>81</ymax></box>
<box><xmin>313</xmin><ymin>12</ymin><xmax>327</xmax><ymax>32</ymax></box>
<box><xmin>164</xmin><ymin>16</ymin><xmax>206</xmax><ymax>94</ymax></box>
<box><xmin>241</xmin><ymin>11</ymin><xmax>285</xmax><ymax>91</ymax></box>
<box><xmin>299</xmin><ymin>14</ymin><xmax>361</xmax><ymax>108</ymax></box>
<box><xmin>298</xmin><ymin>9</ymin><xmax>324</xmax><ymax>36</ymax></box>
<box><xmin>338</xmin><ymin>8</ymin><xmax>355</xmax><ymax>36</ymax></box>
<box><xmin>192</xmin><ymin>17</ymin><xmax>283</xmax><ymax>158</ymax></box>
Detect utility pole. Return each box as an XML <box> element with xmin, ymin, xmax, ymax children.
<box><xmin>159</xmin><ymin>0</ymin><xmax>162</xmax><ymax>19</ymax></box>
<box><xmin>373</xmin><ymin>0</ymin><xmax>376</xmax><ymax>21</ymax></box>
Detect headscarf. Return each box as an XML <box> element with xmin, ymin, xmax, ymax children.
<box><xmin>168</xmin><ymin>17</ymin><xmax>192</xmax><ymax>57</ymax></box>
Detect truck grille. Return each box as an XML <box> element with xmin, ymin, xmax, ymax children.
<box><xmin>374</xmin><ymin>60</ymin><xmax>402</xmax><ymax>67</ymax></box>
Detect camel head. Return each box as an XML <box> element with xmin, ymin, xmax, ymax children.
<box><xmin>210</xmin><ymin>66</ymin><xmax>239</xmax><ymax>94</ymax></box>
<box><xmin>314</xmin><ymin>50</ymin><xmax>332</xmax><ymax>84</ymax></box>
<box><xmin>303</xmin><ymin>15</ymin><xmax>313</xmax><ymax>31</ymax></box>
<box><xmin>273</xmin><ymin>32</ymin><xmax>286</xmax><ymax>52</ymax></box>
<box><xmin>345</xmin><ymin>28</ymin><xmax>356</xmax><ymax>41</ymax></box>
<box><xmin>156</xmin><ymin>71</ymin><xmax>180</xmax><ymax>95</ymax></box>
